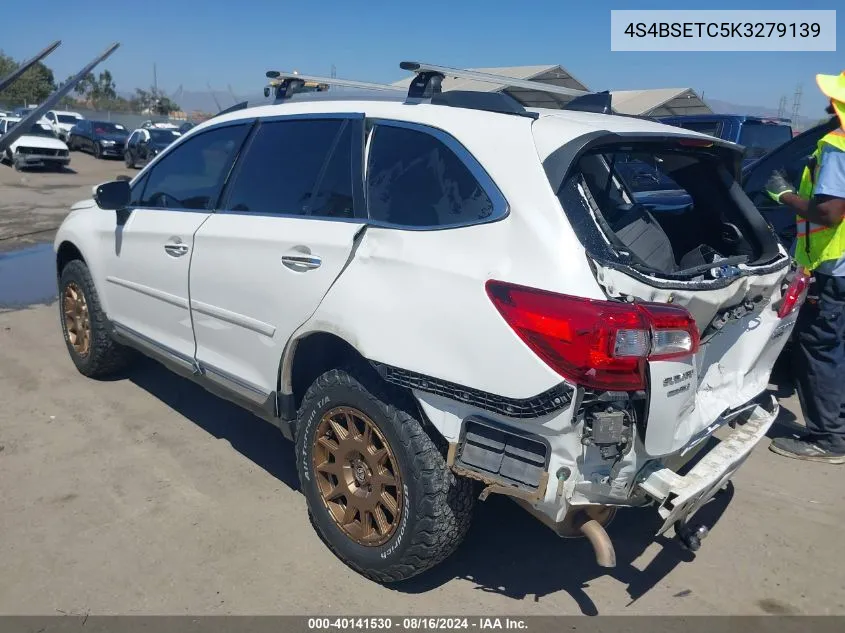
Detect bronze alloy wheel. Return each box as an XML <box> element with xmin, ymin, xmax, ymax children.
<box><xmin>312</xmin><ymin>406</ymin><xmax>403</xmax><ymax>547</ymax></box>
<box><xmin>63</xmin><ymin>282</ymin><xmax>91</xmax><ymax>356</ymax></box>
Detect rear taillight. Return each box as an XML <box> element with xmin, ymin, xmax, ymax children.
<box><xmin>777</xmin><ymin>268</ymin><xmax>811</xmax><ymax>319</ymax></box>
<box><xmin>486</xmin><ymin>281</ymin><xmax>700</xmax><ymax>391</ymax></box>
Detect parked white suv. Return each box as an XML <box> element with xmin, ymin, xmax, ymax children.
<box><xmin>52</xmin><ymin>67</ymin><xmax>806</xmax><ymax>583</ymax></box>
<box><xmin>43</xmin><ymin>109</ymin><xmax>84</xmax><ymax>141</ymax></box>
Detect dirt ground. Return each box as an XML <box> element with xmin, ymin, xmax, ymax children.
<box><xmin>0</xmin><ymin>151</ymin><xmax>128</xmax><ymax>252</ymax></box>
<box><xmin>1</xmin><ymin>157</ymin><xmax>844</xmax><ymax>616</ymax></box>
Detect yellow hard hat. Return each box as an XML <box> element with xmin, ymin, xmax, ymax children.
<box><xmin>817</xmin><ymin>71</ymin><xmax>845</xmax><ymax>104</ymax></box>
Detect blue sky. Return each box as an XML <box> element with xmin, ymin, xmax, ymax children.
<box><xmin>1</xmin><ymin>0</ymin><xmax>841</xmax><ymax>114</ymax></box>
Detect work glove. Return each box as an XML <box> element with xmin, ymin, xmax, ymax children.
<box><xmin>765</xmin><ymin>170</ymin><xmax>795</xmax><ymax>204</ymax></box>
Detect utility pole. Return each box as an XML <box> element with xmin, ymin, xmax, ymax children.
<box><xmin>777</xmin><ymin>95</ymin><xmax>788</xmax><ymax>119</ymax></box>
<box><xmin>331</xmin><ymin>64</ymin><xmax>337</xmax><ymax>78</ymax></box>
<box><xmin>791</xmin><ymin>83</ymin><xmax>802</xmax><ymax>127</ymax></box>
<box><xmin>153</xmin><ymin>63</ymin><xmax>158</xmax><ymax>95</ymax></box>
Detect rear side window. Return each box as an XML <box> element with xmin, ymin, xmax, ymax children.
<box><xmin>140</xmin><ymin>123</ymin><xmax>249</xmax><ymax>210</ymax></box>
<box><xmin>366</xmin><ymin>123</ymin><xmax>499</xmax><ymax>228</ymax></box>
<box><xmin>224</xmin><ymin>118</ymin><xmax>356</xmax><ymax>219</ymax></box>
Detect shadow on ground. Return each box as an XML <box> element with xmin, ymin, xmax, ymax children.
<box><xmin>120</xmin><ymin>357</ymin><xmax>743</xmax><ymax>614</ymax></box>
<box><xmin>395</xmin><ymin>486</ymin><xmax>735</xmax><ymax>614</ymax></box>
<box><xmin>126</xmin><ymin>356</ymin><xmax>300</xmax><ymax>490</ymax></box>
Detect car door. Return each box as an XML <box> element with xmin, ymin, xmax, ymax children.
<box><xmin>188</xmin><ymin>114</ymin><xmax>366</xmax><ymax>399</ymax></box>
<box><xmin>100</xmin><ymin>120</ymin><xmax>252</xmax><ymax>364</ymax></box>
<box><xmin>742</xmin><ymin>119</ymin><xmax>837</xmax><ymax>249</ymax></box>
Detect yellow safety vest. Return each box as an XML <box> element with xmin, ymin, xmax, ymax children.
<box><xmin>796</xmin><ymin>128</ymin><xmax>845</xmax><ymax>271</ymax></box>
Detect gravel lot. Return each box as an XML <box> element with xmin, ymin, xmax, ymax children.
<box><xmin>1</xmin><ymin>156</ymin><xmax>844</xmax><ymax>616</ymax></box>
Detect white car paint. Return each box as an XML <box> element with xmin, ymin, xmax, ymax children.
<box><xmin>0</xmin><ymin>117</ymin><xmax>70</xmax><ymax>168</ymax></box>
<box><xmin>54</xmin><ymin>94</ymin><xmax>797</xmax><ymax>542</ymax></box>
<box><xmin>43</xmin><ymin>110</ymin><xmax>83</xmax><ymax>141</ymax></box>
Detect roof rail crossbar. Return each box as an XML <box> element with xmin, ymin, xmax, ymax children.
<box><xmin>264</xmin><ymin>70</ymin><xmax>403</xmax><ymax>102</ymax></box>
<box><xmin>399</xmin><ymin>61</ymin><xmax>592</xmax><ymax>99</ymax></box>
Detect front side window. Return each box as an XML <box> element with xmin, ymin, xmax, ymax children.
<box><xmin>366</xmin><ymin>123</ymin><xmax>497</xmax><ymax>228</ymax></box>
<box><xmin>139</xmin><ymin>123</ymin><xmax>250</xmax><ymax>210</ymax></box>
<box><xmin>224</xmin><ymin>117</ymin><xmax>355</xmax><ymax>218</ymax></box>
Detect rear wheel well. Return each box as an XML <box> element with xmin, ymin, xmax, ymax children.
<box><xmin>56</xmin><ymin>241</ymin><xmax>85</xmax><ymax>276</ymax></box>
<box><xmin>287</xmin><ymin>332</ymin><xmax>437</xmax><ymax>444</ymax></box>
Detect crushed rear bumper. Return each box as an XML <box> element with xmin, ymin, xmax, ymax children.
<box><xmin>636</xmin><ymin>394</ymin><xmax>778</xmax><ymax>537</ymax></box>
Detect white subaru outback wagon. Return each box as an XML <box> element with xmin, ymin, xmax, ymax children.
<box><xmin>53</xmin><ymin>63</ymin><xmax>806</xmax><ymax>583</ymax></box>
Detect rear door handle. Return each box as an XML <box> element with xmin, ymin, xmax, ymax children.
<box><xmin>281</xmin><ymin>254</ymin><xmax>322</xmax><ymax>270</ymax></box>
<box><xmin>164</xmin><ymin>241</ymin><xmax>189</xmax><ymax>257</ymax></box>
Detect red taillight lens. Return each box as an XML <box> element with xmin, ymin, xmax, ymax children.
<box><xmin>486</xmin><ymin>281</ymin><xmax>700</xmax><ymax>391</ymax></box>
<box><xmin>777</xmin><ymin>269</ymin><xmax>811</xmax><ymax>319</ymax></box>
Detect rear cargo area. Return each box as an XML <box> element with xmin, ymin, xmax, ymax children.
<box><xmin>557</xmin><ymin>139</ymin><xmax>786</xmax><ymax>281</ymax></box>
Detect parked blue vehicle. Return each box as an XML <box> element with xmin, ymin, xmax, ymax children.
<box><xmin>657</xmin><ymin>114</ymin><xmax>793</xmax><ymax>166</ymax></box>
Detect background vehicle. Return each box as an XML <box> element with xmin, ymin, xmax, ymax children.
<box><xmin>178</xmin><ymin>121</ymin><xmax>195</xmax><ymax>134</ymax></box>
<box><xmin>623</xmin><ymin>117</ymin><xmax>839</xmax><ymax>251</ymax></box>
<box><xmin>43</xmin><ymin>110</ymin><xmax>84</xmax><ymax>141</ymax></box>
<box><xmin>0</xmin><ymin>117</ymin><xmax>70</xmax><ymax>171</ymax></box>
<box><xmin>140</xmin><ymin>120</ymin><xmax>180</xmax><ymax>130</ymax></box>
<box><xmin>124</xmin><ymin>126</ymin><xmax>181</xmax><ymax>168</ymax></box>
<box><xmin>741</xmin><ymin>116</ymin><xmax>841</xmax><ymax>252</ymax></box>
<box><xmin>659</xmin><ymin>115</ymin><xmax>794</xmax><ymax>165</ymax></box>
<box><xmin>52</xmin><ymin>64</ymin><xmax>802</xmax><ymax>584</ymax></box>
<box><xmin>67</xmin><ymin>119</ymin><xmax>129</xmax><ymax>159</ymax></box>
<box><xmin>12</xmin><ymin>105</ymin><xmax>39</xmax><ymax>118</ymax></box>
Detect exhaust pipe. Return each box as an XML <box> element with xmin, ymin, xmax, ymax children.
<box><xmin>511</xmin><ymin>500</ymin><xmax>617</xmax><ymax>568</ymax></box>
<box><xmin>577</xmin><ymin>515</ymin><xmax>617</xmax><ymax>568</ymax></box>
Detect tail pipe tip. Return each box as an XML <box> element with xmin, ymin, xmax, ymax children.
<box><xmin>578</xmin><ymin>516</ymin><xmax>617</xmax><ymax>568</ymax></box>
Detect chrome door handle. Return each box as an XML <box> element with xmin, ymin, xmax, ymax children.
<box><xmin>281</xmin><ymin>254</ymin><xmax>322</xmax><ymax>270</ymax></box>
<box><xmin>164</xmin><ymin>242</ymin><xmax>189</xmax><ymax>257</ymax></box>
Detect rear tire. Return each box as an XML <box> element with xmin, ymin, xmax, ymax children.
<box><xmin>58</xmin><ymin>260</ymin><xmax>135</xmax><ymax>378</ymax></box>
<box><xmin>295</xmin><ymin>366</ymin><xmax>474</xmax><ymax>584</ymax></box>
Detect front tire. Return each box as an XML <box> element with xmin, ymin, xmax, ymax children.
<box><xmin>58</xmin><ymin>260</ymin><xmax>134</xmax><ymax>378</ymax></box>
<box><xmin>296</xmin><ymin>367</ymin><xmax>474</xmax><ymax>584</ymax></box>
<box><xmin>93</xmin><ymin>143</ymin><xmax>102</xmax><ymax>159</ymax></box>
<box><xmin>125</xmin><ymin>151</ymin><xmax>135</xmax><ymax>169</ymax></box>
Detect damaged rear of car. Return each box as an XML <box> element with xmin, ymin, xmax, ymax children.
<box><xmin>528</xmin><ymin>114</ymin><xmax>807</xmax><ymax>554</ymax></box>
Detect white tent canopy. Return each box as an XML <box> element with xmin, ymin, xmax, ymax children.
<box><xmin>609</xmin><ymin>88</ymin><xmax>712</xmax><ymax>117</ymax></box>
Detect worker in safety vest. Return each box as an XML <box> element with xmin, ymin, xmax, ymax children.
<box><xmin>764</xmin><ymin>71</ymin><xmax>845</xmax><ymax>464</ymax></box>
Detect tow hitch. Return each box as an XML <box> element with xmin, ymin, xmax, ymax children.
<box><xmin>674</xmin><ymin>520</ymin><xmax>709</xmax><ymax>552</ymax></box>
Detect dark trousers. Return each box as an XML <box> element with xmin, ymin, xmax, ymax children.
<box><xmin>793</xmin><ymin>272</ymin><xmax>845</xmax><ymax>452</ymax></box>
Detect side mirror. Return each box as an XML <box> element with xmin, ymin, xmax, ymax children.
<box><xmin>94</xmin><ymin>180</ymin><xmax>131</xmax><ymax>210</ymax></box>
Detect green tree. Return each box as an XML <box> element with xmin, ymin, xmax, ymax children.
<box><xmin>73</xmin><ymin>69</ymin><xmax>119</xmax><ymax>107</ymax></box>
<box><xmin>130</xmin><ymin>87</ymin><xmax>179</xmax><ymax>114</ymax></box>
<box><xmin>0</xmin><ymin>51</ymin><xmax>56</xmax><ymax>107</ymax></box>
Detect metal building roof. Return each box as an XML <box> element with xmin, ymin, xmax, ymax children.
<box><xmin>609</xmin><ymin>88</ymin><xmax>712</xmax><ymax>117</ymax></box>
<box><xmin>391</xmin><ymin>65</ymin><xmax>591</xmax><ymax>108</ymax></box>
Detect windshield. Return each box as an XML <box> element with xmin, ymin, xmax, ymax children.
<box><xmin>738</xmin><ymin>123</ymin><xmax>793</xmax><ymax>160</ymax></box>
<box><xmin>26</xmin><ymin>123</ymin><xmax>56</xmax><ymax>137</ymax></box>
<box><xmin>57</xmin><ymin>114</ymin><xmax>80</xmax><ymax>124</ymax></box>
<box><xmin>149</xmin><ymin>129</ymin><xmax>180</xmax><ymax>143</ymax></box>
<box><xmin>92</xmin><ymin>122</ymin><xmax>127</xmax><ymax>136</ymax></box>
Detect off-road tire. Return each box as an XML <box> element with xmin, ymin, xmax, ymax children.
<box><xmin>58</xmin><ymin>259</ymin><xmax>135</xmax><ymax>378</ymax></box>
<box><xmin>295</xmin><ymin>366</ymin><xmax>474</xmax><ymax>583</ymax></box>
